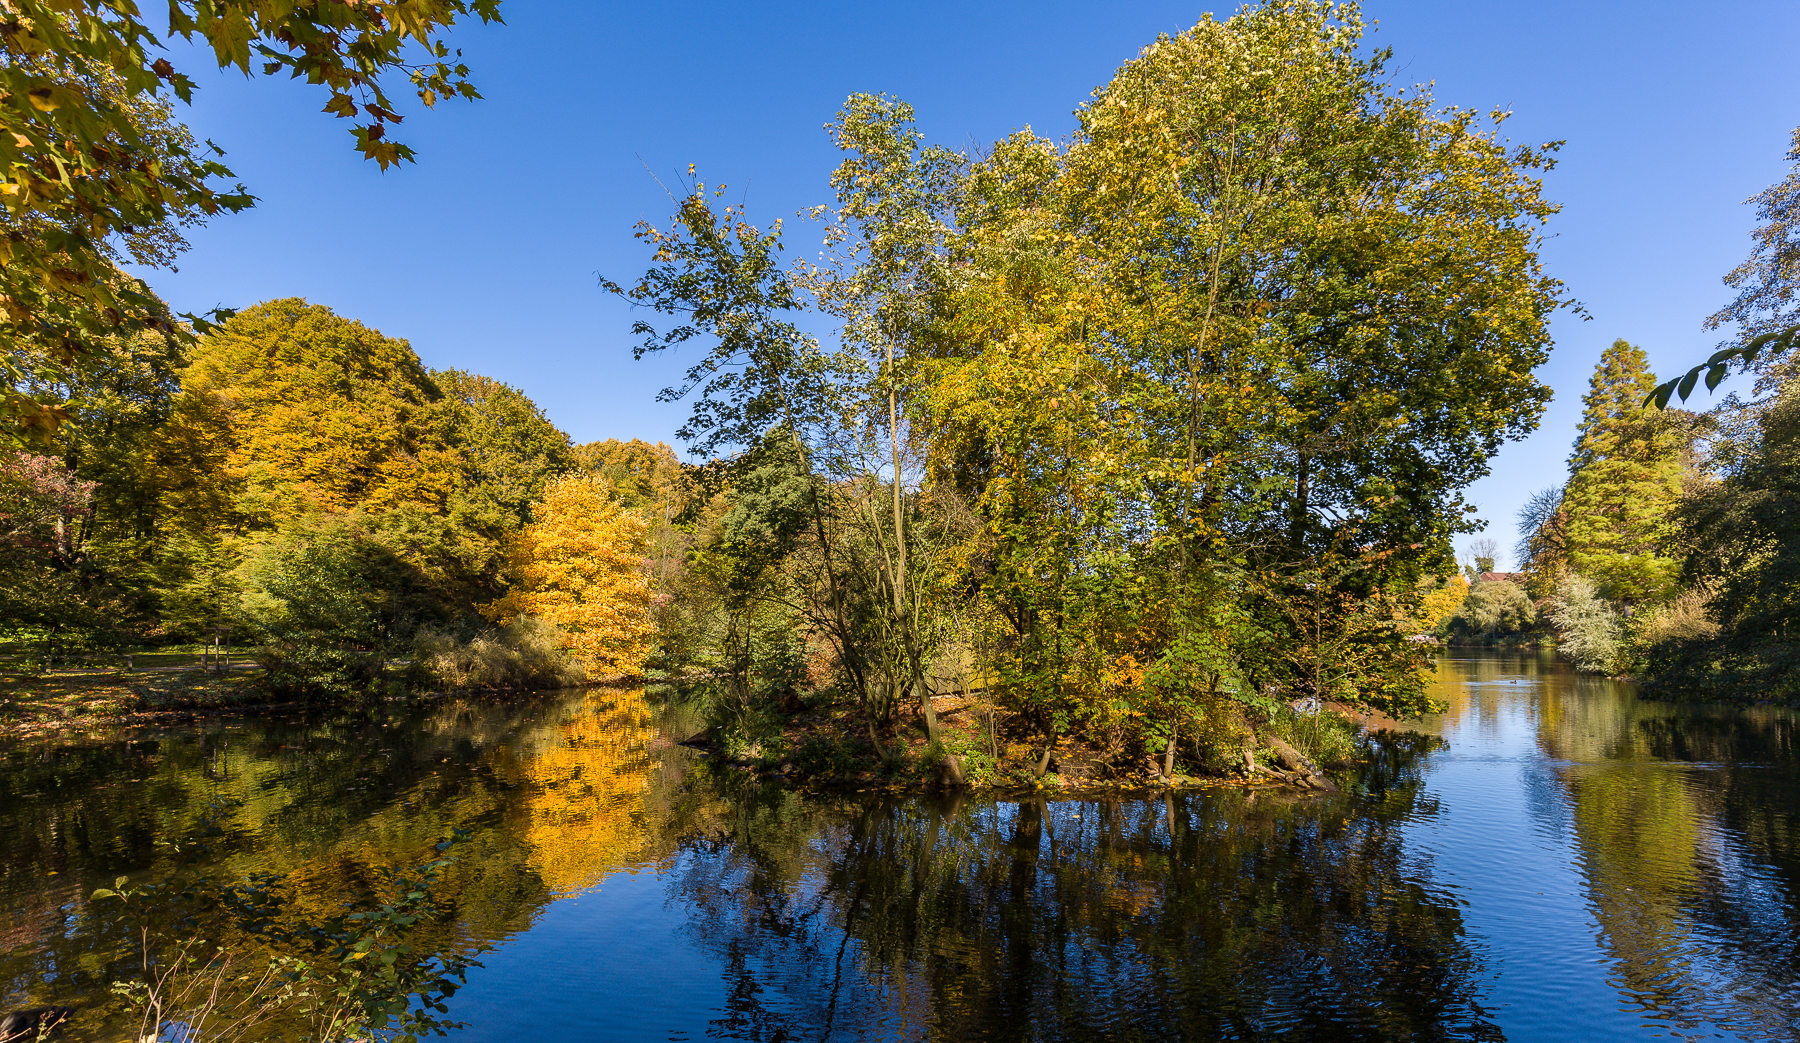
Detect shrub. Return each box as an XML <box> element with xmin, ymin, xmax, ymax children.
<box><xmin>1442</xmin><ymin>578</ymin><xmax>1536</xmax><ymax>642</ymax></box>
<box><xmin>411</xmin><ymin>616</ymin><xmax>585</xmax><ymax>691</ymax></box>
<box><xmin>1630</xmin><ymin>586</ymin><xmax>1719</xmax><ymax>655</ymax></box>
<box><xmin>1549</xmin><ymin>574</ymin><xmax>1622</xmax><ymax>674</ymax></box>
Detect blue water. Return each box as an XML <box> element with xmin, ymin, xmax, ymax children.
<box><xmin>4</xmin><ymin>654</ymin><xmax>1797</xmax><ymax>1041</ymax></box>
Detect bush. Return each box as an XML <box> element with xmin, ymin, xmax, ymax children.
<box><xmin>234</xmin><ymin>513</ymin><xmax>467</xmax><ymax>698</ymax></box>
<box><xmin>1630</xmin><ymin>586</ymin><xmax>1719</xmax><ymax>654</ymax></box>
<box><xmin>411</xmin><ymin>616</ymin><xmax>585</xmax><ymax>690</ymax></box>
<box><xmin>1442</xmin><ymin>578</ymin><xmax>1537</xmax><ymax>642</ymax></box>
<box><xmin>1549</xmin><ymin>574</ymin><xmax>1622</xmax><ymax>674</ymax></box>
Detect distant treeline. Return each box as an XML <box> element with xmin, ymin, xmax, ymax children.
<box><xmin>1442</xmin><ymin>126</ymin><xmax>1800</xmax><ymax>701</ymax></box>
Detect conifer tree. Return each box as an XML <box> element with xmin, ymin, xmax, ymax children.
<box><xmin>1561</xmin><ymin>340</ymin><xmax>1691</xmax><ymax>602</ymax></box>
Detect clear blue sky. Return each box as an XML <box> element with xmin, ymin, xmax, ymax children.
<box><xmin>134</xmin><ymin>1</ymin><xmax>1800</xmax><ymax>568</ymax></box>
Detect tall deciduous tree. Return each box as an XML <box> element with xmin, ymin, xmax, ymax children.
<box><xmin>605</xmin><ymin>182</ymin><xmax>882</xmax><ymax>732</ymax></box>
<box><xmin>816</xmin><ymin>92</ymin><xmax>965</xmax><ymax>749</ymax></box>
<box><xmin>1561</xmin><ymin>340</ymin><xmax>1691</xmax><ymax>603</ymax></box>
<box><xmin>163</xmin><ymin>299</ymin><xmax>462</xmax><ymax>534</ymax></box>
<box><xmin>925</xmin><ymin>0</ymin><xmax>1565</xmax><ymax>719</ymax></box>
<box><xmin>1651</xmin><ymin>375</ymin><xmax>1800</xmax><ymax>699</ymax></box>
<box><xmin>486</xmin><ymin>474</ymin><xmax>655</xmax><ymax>677</ymax></box>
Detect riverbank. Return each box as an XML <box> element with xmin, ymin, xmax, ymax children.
<box><xmin>681</xmin><ymin>689</ymin><xmax>1368</xmax><ymax>795</ymax></box>
<box><xmin>0</xmin><ymin>668</ymin><xmax>277</xmax><ymax>736</ymax></box>
<box><xmin>0</xmin><ymin>667</ymin><xmax>657</xmax><ymax>737</ymax></box>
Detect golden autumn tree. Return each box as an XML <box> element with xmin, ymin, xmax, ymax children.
<box><xmin>1413</xmin><ymin>574</ymin><xmax>1472</xmax><ymax>635</ymax></box>
<box><xmin>486</xmin><ymin>474</ymin><xmax>655</xmax><ymax>676</ymax></box>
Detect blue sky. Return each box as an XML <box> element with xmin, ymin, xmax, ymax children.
<box><xmin>135</xmin><ymin>1</ymin><xmax>1800</xmax><ymax>568</ymax></box>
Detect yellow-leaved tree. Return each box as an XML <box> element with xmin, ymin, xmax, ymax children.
<box><xmin>486</xmin><ymin>475</ymin><xmax>655</xmax><ymax>676</ymax></box>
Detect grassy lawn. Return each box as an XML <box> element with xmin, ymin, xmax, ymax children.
<box><xmin>0</xmin><ymin>666</ymin><xmax>269</xmax><ymax>730</ymax></box>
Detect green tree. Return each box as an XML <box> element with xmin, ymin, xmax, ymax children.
<box><xmin>927</xmin><ymin>0</ymin><xmax>1563</xmax><ymax>723</ymax></box>
<box><xmin>1549</xmin><ymin>573</ymin><xmax>1622</xmax><ymax>674</ymax></box>
<box><xmin>574</xmin><ymin>439</ymin><xmax>690</xmax><ymax>517</ymax></box>
<box><xmin>1560</xmin><ymin>340</ymin><xmax>1691</xmax><ymax>603</ymax></box>
<box><xmin>234</xmin><ymin>511</ymin><xmax>461</xmax><ymax>697</ymax></box>
<box><xmin>1649</xmin><ymin>374</ymin><xmax>1800</xmax><ymax>700</ymax></box>
<box><xmin>1443</xmin><ymin>577</ymin><xmax>1535</xmax><ymax>643</ymax></box>
<box><xmin>2</xmin><ymin>330</ymin><xmax>186</xmax><ymax>639</ymax></box>
<box><xmin>815</xmin><ymin>92</ymin><xmax>969</xmax><ymax>754</ymax></box>
<box><xmin>606</xmin><ymin>182</ymin><xmax>883</xmax><ymax>737</ymax></box>
<box><xmin>431</xmin><ymin>369</ymin><xmax>575</xmax><ymax>601</ymax></box>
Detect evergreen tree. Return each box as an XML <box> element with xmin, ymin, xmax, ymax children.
<box><xmin>1561</xmin><ymin>340</ymin><xmax>1691</xmax><ymax>603</ymax></box>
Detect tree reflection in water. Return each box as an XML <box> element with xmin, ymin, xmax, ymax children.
<box><xmin>1504</xmin><ymin>652</ymin><xmax>1800</xmax><ymax>1040</ymax></box>
<box><xmin>7</xmin><ymin>665</ymin><xmax>1800</xmax><ymax>1041</ymax></box>
<box><xmin>661</xmin><ymin>731</ymin><xmax>1501</xmax><ymax>1042</ymax></box>
<box><xmin>0</xmin><ymin>688</ymin><xmax>676</xmax><ymax>1041</ymax></box>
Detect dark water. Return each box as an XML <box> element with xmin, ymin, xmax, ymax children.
<box><xmin>2</xmin><ymin>654</ymin><xmax>1798</xmax><ymax>1041</ymax></box>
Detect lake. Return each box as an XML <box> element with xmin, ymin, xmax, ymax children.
<box><xmin>2</xmin><ymin>653</ymin><xmax>1796</xmax><ymax>1041</ymax></box>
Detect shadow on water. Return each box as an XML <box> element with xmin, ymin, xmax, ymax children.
<box><xmin>0</xmin><ymin>656</ymin><xmax>1797</xmax><ymax>1041</ymax></box>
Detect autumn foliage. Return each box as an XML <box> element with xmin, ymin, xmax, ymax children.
<box><xmin>485</xmin><ymin>475</ymin><xmax>656</xmax><ymax>677</ymax></box>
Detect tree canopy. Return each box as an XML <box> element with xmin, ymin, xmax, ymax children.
<box><xmin>2</xmin><ymin>0</ymin><xmax>500</xmax><ymax>437</ymax></box>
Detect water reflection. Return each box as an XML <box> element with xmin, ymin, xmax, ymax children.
<box><xmin>1427</xmin><ymin>655</ymin><xmax>1800</xmax><ymax>1041</ymax></box>
<box><xmin>0</xmin><ymin>689</ymin><xmax>683</xmax><ymax>1040</ymax></box>
<box><xmin>654</xmin><ymin>736</ymin><xmax>1497</xmax><ymax>1042</ymax></box>
<box><xmin>0</xmin><ymin>661</ymin><xmax>1797</xmax><ymax>1041</ymax></box>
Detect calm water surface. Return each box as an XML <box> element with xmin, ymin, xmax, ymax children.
<box><xmin>2</xmin><ymin>653</ymin><xmax>1797</xmax><ymax>1041</ymax></box>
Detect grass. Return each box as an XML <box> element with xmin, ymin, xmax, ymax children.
<box><xmin>0</xmin><ymin>666</ymin><xmax>270</xmax><ymax>731</ymax></box>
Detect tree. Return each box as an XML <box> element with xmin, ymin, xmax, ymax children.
<box><xmin>1516</xmin><ymin>484</ymin><xmax>1568</xmax><ymax>597</ymax></box>
<box><xmin>925</xmin><ymin>0</ymin><xmax>1564</xmax><ymax>721</ymax></box>
<box><xmin>485</xmin><ymin>474</ymin><xmax>655</xmax><ymax>677</ymax></box>
<box><xmin>1560</xmin><ymin>340</ymin><xmax>1691</xmax><ymax>603</ymax></box>
<box><xmin>162</xmin><ymin>299</ymin><xmax>463</xmax><ymax>535</ymax></box>
<box><xmin>1465</xmin><ymin>538</ymin><xmax>1500</xmax><ymax>578</ymax></box>
<box><xmin>1443</xmin><ymin>577</ymin><xmax>1536</xmax><ymax>643</ymax></box>
<box><xmin>605</xmin><ymin>180</ymin><xmax>883</xmax><ymax>734</ymax></box>
<box><xmin>815</xmin><ymin>93</ymin><xmax>967</xmax><ymax>751</ymax></box>
<box><xmin>5</xmin><ymin>330</ymin><xmax>186</xmax><ymax>632</ymax></box>
<box><xmin>611</xmin><ymin>2</ymin><xmax>1568</xmax><ymax>778</ymax></box>
<box><xmin>151</xmin><ymin>302</ymin><xmax>570</xmax><ymax>646</ymax></box>
<box><xmin>574</xmin><ymin>439</ymin><xmax>690</xmax><ymax>517</ymax></box>
<box><xmin>1652</xmin><ymin>123</ymin><xmax>1800</xmax><ymax>408</ymax></box>
<box><xmin>0</xmin><ymin>451</ymin><xmax>95</xmax><ymax>642</ymax></box>
<box><xmin>431</xmin><ymin>369</ymin><xmax>574</xmax><ymax>601</ymax></box>
<box><xmin>1413</xmin><ymin>574</ymin><xmax>1470</xmax><ymax>635</ymax></box>
<box><xmin>2</xmin><ymin>0</ymin><xmax>500</xmax><ymax>433</ymax></box>
<box><xmin>233</xmin><ymin>512</ymin><xmax>445</xmax><ymax>696</ymax></box>
<box><xmin>436</xmin><ymin>370</ymin><xmax>573</xmax><ymax>528</ymax></box>
<box><xmin>1650</xmin><ymin>374</ymin><xmax>1800</xmax><ymax>699</ymax></box>
<box><xmin>1548</xmin><ymin>574</ymin><xmax>1622</xmax><ymax>675</ymax></box>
